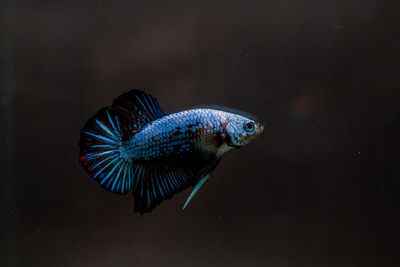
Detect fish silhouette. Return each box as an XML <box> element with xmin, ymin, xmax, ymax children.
<box><xmin>79</xmin><ymin>89</ymin><xmax>263</xmax><ymax>214</ymax></box>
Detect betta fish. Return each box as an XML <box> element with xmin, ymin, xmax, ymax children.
<box><xmin>79</xmin><ymin>89</ymin><xmax>263</xmax><ymax>214</ymax></box>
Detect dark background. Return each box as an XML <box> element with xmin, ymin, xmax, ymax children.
<box><xmin>1</xmin><ymin>0</ymin><xmax>400</xmax><ymax>266</ymax></box>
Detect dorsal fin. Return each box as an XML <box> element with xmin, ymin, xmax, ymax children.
<box><xmin>111</xmin><ymin>89</ymin><xmax>167</xmax><ymax>140</ymax></box>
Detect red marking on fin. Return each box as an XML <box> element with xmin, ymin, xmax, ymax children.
<box><xmin>88</xmin><ymin>165</ymin><xmax>93</xmax><ymax>171</ymax></box>
<box><xmin>146</xmin><ymin>203</ymin><xmax>150</xmax><ymax>209</ymax></box>
<box><xmin>80</xmin><ymin>155</ymin><xmax>87</xmax><ymax>162</ymax></box>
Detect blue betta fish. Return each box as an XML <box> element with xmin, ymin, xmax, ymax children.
<box><xmin>79</xmin><ymin>89</ymin><xmax>263</xmax><ymax>214</ymax></box>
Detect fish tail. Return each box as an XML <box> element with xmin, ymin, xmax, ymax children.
<box><xmin>79</xmin><ymin>89</ymin><xmax>167</xmax><ymax>195</ymax></box>
<box><xmin>79</xmin><ymin>107</ymin><xmax>133</xmax><ymax>194</ymax></box>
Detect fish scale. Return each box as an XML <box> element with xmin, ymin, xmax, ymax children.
<box><xmin>127</xmin><ymin>109</ymin><xmax>222</xmax><ymax>160</ymax></box>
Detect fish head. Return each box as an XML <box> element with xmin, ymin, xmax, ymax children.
<box><xmin>225</xmin><ymin>114</ymin><xmax>263</xmax><ymax>147</ymax></box>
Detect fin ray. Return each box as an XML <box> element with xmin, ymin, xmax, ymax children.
<box><xmin>79</xmin><ymin>107</ymin><xmax>134</xmax><ymax>194</ymax></box>
<box><xmin>110</xmin><ymin>89</ymin><xmax>167</xmax><ymax>140</ymax></box>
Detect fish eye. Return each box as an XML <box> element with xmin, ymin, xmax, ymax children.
<box><xmin>244</xmin><ymin>121</ymin><xmax>254</xmax><ymax>132</ymax></box>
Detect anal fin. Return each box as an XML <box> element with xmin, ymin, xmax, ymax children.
<box><xmin>132</xmin><ymin>157</ymin><xmax>220</xmax><ymax>214</ymax></box>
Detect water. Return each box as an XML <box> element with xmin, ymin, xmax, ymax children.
<box><xmin>1</xmin><ymin>1</ymin><xmax>399</xmax><ymax>266</ymax></box>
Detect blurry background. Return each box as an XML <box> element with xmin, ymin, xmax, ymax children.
<box><xmin>1</xmin><ymin>0</ymin><xmax>399</xmax><ymax>266</ymax></box>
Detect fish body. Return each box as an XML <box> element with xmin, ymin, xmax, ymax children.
<box><xmin>127</xmin><ymin>109</ymin><xmax>233</xmax><ymax>160</ymax></box>
<box><xmin>79</xmin><ymin>90</ymin><xmax>263</xmax><ymax>214</ymax></box>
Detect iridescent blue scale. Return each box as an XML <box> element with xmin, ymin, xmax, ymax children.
<box><xmin>125</xmin><ymin>109</ymin><xmax>221</xmax><ymax>160</ymax></box>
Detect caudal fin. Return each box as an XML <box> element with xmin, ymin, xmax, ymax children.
<box><xmin>79</xmin><ymin>89</ymin><xmax>167</xmax><ymax>196</ymax></box>
<box><xmin>79</xmin><ymin>107</ymin><xmax>133</xmax><ymax>194</ymax></box>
